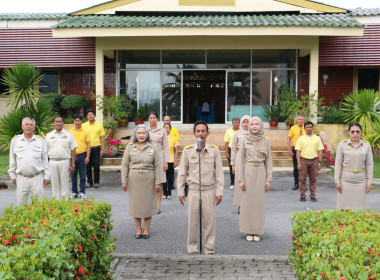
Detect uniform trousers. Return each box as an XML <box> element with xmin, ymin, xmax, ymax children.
<box><xmin>49</xmin><ymin>159</ymin><xmax>70</xmax><ymax>199</ymax></box>
<box><xmin>299</xmin><ymin>157</ymin><xmax>318</xmax><ymax>197</ymax></box>
<box><xmin>16</xmin><ymin>173</ymin><xmax>44</xmax><ymax>206</ymax></box>
<box><xmin>87</xmin><ymin>146</ymin><xmax>100</xmax><ymax>186</ymax></box>
<box><xmin>228</xmin><ymin>147</ymin><xmax>234</xmax><ymax>186</ymax></box>
<box><xmin>163</xmin><ymin>162</ymin><xmax>175</xmax><ymax>196</ymax></box>
<box><xmin>292</xmin><ymin>147</ymin><xmax>299</xmax><ymax>186</ymax></box>
<box><xmin>187</xmin><ymin>186</ymin><xmax>216</xmax><ymax>254</ymax></box>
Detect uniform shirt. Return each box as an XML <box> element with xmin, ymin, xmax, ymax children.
<box><xmin>230</xmin><ymin>130</ymin><xmax>247</xmax><ymax>165</ymax></box>
<box><xmin>288</xmin><ymin>124</ymin><xmax>305</xmax><ymax>147</ymax></box>
<box><xmin>69</xmin><ymin>127</ymin><xmax>90</xmax><ymax>154</ymax></box>
<box><xmin>224</xmin><ymin>128</ymin><xmax>237</xmax><ymax>148</ymax></box>
<box><xmin>121</xmin><ymin>142</ymin><xmax>161</xmax><ymax>185</ymax></box>
<box><xmin>295</xmin><ymin>134</ymin><xmax>324</xmax><ymax>159</ymax></box>
<box><xmin>237</xmin><ymin>138</ymin><xmax>273</xmax><ymax>182</ymax></box>
<box><xmin>334</xmin><ymin>139</ymin><xmax>373</xmax><ymax>184</ymax></box>
<box><xmin>168</xmin><ymin>134</ymin><xmax>179</xmax><ymax>163</ymax></box>
<box><xmin>45</xmin><ymin>129</ymin><xmax>77</xmax><ymax>159</ymax></box>
<box><xmin>8</xmin><ymin>134</ymin><xmax>50</xmax><ymax>180</ymax></box>
<box><xmin>82</xmin><ymin>121</ymin><xmax>105</xmax><ymax>147</ymax></box>
<box><xmin>177</xmin><ymin>143</ymin><xmax>224</xmax><ymax>197</ymax></box>
<box><xmin>148</xmin><ymin>127</ymin><xmax>169</xmax><ymax>162</ymax></box>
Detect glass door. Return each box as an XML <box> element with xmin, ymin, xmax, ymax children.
<box><xmin>226</xmin><ymin>71</ymin><xmax>251</xmax><ymax>122</ymax></box>
<box><xmin>252</xmin><ymin>70</ymin><xmax>272</xmax><ymax>120</ymax></box>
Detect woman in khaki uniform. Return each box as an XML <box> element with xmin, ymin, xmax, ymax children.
<box><xmin>335</xmin><ymin>122</ymin><xmax>373</xmax><ymax>210</ymax></box>
<box><xmin>238</xmin><ymin>117</ymin><xmax>272</xmax><ymax>242</ymax></box>
<box><xmin>148</xmin><ymin>112</ymin><xmax>169</xmax><ymax>214</ymax></box>
<box><xmin>121</xmin><ymin>124</ymin><xmax>161</xmax><ymax>239</ymax></box>
<box><xmin>230</xmin><ymin>115</ymin><xmax>250</xmax><ymax>213</ymax></box>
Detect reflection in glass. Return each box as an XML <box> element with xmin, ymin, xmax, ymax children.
<box><xmin>162</xmin><ymin>71</ymin><xmax>181</xmax><ymax>121</ymax></box>
<box><xmin>207</xmin><ymin>50</ymin><xmax>250</xmax><ymax>69</ymax></box>
<box><xmin>252</xmin><ymin>49</ymin><xmax>296</xmax><ymax>68</ymax></box>
<box><xmin>252</xmin><ymin>71</ymin><xmax>271</xmax><ymax>120</ymax></box>
<box><xmin>118</xmin><ymin>50</ymin><xmax>160</xmax><ymax>69</ymax></box>
<box><xmin>162</xmin><ymin>50</ymin><xmax>205</xmax><ymax>69</ymax></box>
<box><xmin>272</xmin><ymin>70</ymin><xmax>296</xmax><ymax>105</ymax></box>
<box><xmin>227</xmin><ymin>72</ymin><xmax>250</xmax><ymax>122</ymax></box>
<box><xmin>40</xmin><ymin>71</ymin><xmax>58</xmax><ymax>94</ymax></box>
<box><xmin>138</xmin><ymin>71</ymin><xmax>161</xmax><ymax>119</ymax></box>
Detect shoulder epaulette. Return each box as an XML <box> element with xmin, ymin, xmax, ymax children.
<box><xmin>152</xmin><ymin>142</ymin><xmax>157</xmax><ymax>146</ymax></box>
<box><xmin>211</xmin><ymin>144</ymin><xmax>219</xmax><ymax>149</ymax></box>
<box><xmin>341</xmin><ymin>139</ymin><xmax>348</xmax><ymax>143</ymax></box>
<box><xmin>185</xmin><ymin>144</ymin><xmax>193</xmax><ymax>149</ymax></box>
<box><xmin>12</xmin><ymin>135</ymin><xmax>17</xmax><ymax>140</ymax></box>
<box><xmin>265</xmin><ymin>137</ymin><xmax>269</xmax><ymax>139</ymax></box>
<box><xmin>38</xmin><ymin>135</ymin><xmax>44</xmax><ymax>139</ymax></box>
<box><xmin>128</xmin><ymin>142</ymin><xmax>133</xmax><ymax>145</ymax></box>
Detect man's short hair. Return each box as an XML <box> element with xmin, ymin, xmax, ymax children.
<box><xmin>304</xmin><ymin>121</ymin><xmax>313</xmax><ymax>127</ymax></box>
<box><xmin>87</xmin><ymin>109</ymin><xmax>96</xmax><ymax>115</ymax></box>
<box><xmin>74</xmin><ymin>114</ymin><xmax>83</xmax><ymax>121</ymax></box>
<box><xmin>193</xmin><ymin>120</ymin><xmax>209</xmax><ymax>132</ymax></box>
<box><xmin>22</xmin><ymin>117</ymin><xmax>36</xmax><ymax>126</ymax></box>
<box><xmin>53</xmin><ymin>116</ymin><xmax>64</xmax><ymax>122</ymax></box>
<box><xmin>232</xmin><ymin>117</ymin><xmax>240</xmax><ymax>122</ymax></box>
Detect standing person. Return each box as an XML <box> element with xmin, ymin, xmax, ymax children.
<box><xmin>295</xmin><ymin>121</ymin><xmax>324</xmax><ymax>202</ymax></box>
<box><xmin>83</xmin><ymin>109</ymin><xmax>105</xmax><ymax>189</ymax></box>
<box><xmin>45</xmin><ymin>116</ymin><xmax>77</xmax><ymax>199</ymax></box>
<box><xmin>177</xmin><ymin>120</ymin><xmax>224</xmax><ymax>255</ymax></box>
<box><xmin>237</xmin><ymin>117</ymin><xmax>272</xmax><ymax>242</ymax></box>
<box><xmin>8</xmin><ymin>117</ymin><xmax>50</xmax><ymax>205</ymax></box>
<box><xmin>163</xmin><ymin>123</ymin><xmax>179</xmax><ymax>199</ymax></box>
<box><xmin>230</xmin><ymin>115</ymin><xmax>250</xmax><ymax>213</ymax></box>
<box><xmin>163</xmin><ymin>115</ymin><xmax>180</xmax><ymax>141</ymax></box>
<box><xmin>334</xmin><ymin>123</ymin><xmax>373</xmax><ymax>210</ymax></box>
<box><xmin>148</xmin><ymin>112</ymin><xmax>169</xmax><ymax>214</ymax></box>
<box><xmin>224</xmin><ymin>117</ymin><xmax>240</xmax><ymax>190</ymax></box>
<box><xmin>70</xmin><ymin>114</ymin><xmax>91</xmax><ymax>199</ymax></box>
<box><xmin>121</xmin><ymin>125</ymin><xmax>161</xmax><ymax>239</ymax></box>
<box><xmin>287</xmin><ymin>115</ymin><xmax>305</xmax><ymax>190</ymax></box>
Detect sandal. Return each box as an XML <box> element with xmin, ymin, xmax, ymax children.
<box><xmin>246</xmin><ymin>235</ymin><xmax>254</xmax><ymax>242</ymax></box>
<box><xmin>253</xmin><ymin>235</ymin><xmax>261</xmax><ymax>242</ymax></box>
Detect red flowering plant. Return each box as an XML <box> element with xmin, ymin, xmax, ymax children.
<box><xmin>104</xmin><ymin>136</ymin><xmax>124</xmax><ymax>157</ymax></box>
<box><xmin>322</xmin><ymin>144</ymin><xmax>335</xmax><ymax>166</ymax></box>
<box><xmin>0</xmin><ymin>197</ymin><xmax>116</xmax><ymax>279</ymax></box>
<box><xmin>289</xmin><ymin>209</ymin><xmax>380</xmax><ymax>279</ymax></box>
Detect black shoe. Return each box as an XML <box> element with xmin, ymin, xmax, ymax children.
<box><xmin>136</xmin><ymin>229</ymin><xmax>143</xmax><ymax>239</ymax></box>
<box><xmin>300</xmin><ymin>197</ymin><xmax>306</xmax><ymax>202</ymax></box>
<box><xmin>142</xmin><ymin>234</ymin><xmax>150</xmax><ymax>239</ymax></box>
<box><xmin>292</xmin><ymin>184</ymin><xmax>299</xmax><ymax>190</ymax></box>
<box><xmin>157</xmin><ymin>209</ymin><xmax>161</xmax><ymax>214</ymax></box>
<box><xmin>310</xmin><ymin>197</ymin><xmax>317</xmax><ymax>202</ymax></box>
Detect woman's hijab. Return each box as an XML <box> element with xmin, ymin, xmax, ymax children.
<box><xmin>245</xmin><ymin>116</ymin><xmax>267</xmax><ymax>153</ymax></box>
<box><xmin>239</xmin><ymin>115</ymin><xmax>251</xmax><ymax>136</ymax></box>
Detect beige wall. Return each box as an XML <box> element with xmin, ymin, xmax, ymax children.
<box><xmin>317</xmin><ymin>124</ymin><xmax>348</xmax><ymax>152</ymax></box>
<box><xmin>0</xmin><ymin>98</ymin><xmax>9</xmax><ymax>119</ymax></box>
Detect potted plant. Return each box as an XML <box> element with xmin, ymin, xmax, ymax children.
<box><xmin>278</xmin><ymin>84</ymin><xmax>302</xmax><ymax>128</ymax></box>
<box><xmin>264</xmin><ymin>105</ymin><xmax>281</xmax><ymax>129</ymax></box>
<box><xmin>134</xmin><ymin>104</ymin><xmax>148</xmax><ymax>125</ymax></box>
<box><xmin>114</xmin><ymin>95</ymin><xmax>133</xmax><ymax>127</ymax></box>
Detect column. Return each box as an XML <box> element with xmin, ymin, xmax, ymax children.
<box><xmin>95</xmin><ymin>45</ymin><xmax>104</xmax><ymax>122</ymax></box>
<box><xmin>309</xmin><ymin>38</ymin><xmax>319</xmax><ymax>124</ymax></box>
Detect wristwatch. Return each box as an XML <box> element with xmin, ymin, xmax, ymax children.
<box><xmin>71</xmin><ymin>164</ymin><xmax>75</xmax><ymax>167</ymax></box>
<box><xmin>318</xmin><ymin>160</ymin><xmax>322</xmax><ymax>163</ymax></box>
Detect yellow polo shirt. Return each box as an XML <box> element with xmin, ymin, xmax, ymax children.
<box><xmin>168</xmin><ymin>134</ymin><xmax>179</xmax><ymax>163</ymax></box>
<box><xmin>82</xmin><ymin>121</ymin><xmax>104</xmax><ymax>147</ymax></box>
<box><xmin>170</xmin><ymin>126</ymin><xmax>180</xmax><ymax>141</ymax></box>
<box><xmin>295</xmin><ymin>134</ymin><xmax>324</xmax><ymax>159</ymax></box>
<box><xmin>288</xmin><ymin>124</ymin><xmax>305</xmax><ymax>147</ymax></box>
<box><xmin>69</xmin><ymin>127</ymin><xmax>90</xmax><ymax>154</ymax></box>
<box><xmin>224</xmin><ymin>128</ymin><xmax>237</xmax><ymax>148</ymax></box>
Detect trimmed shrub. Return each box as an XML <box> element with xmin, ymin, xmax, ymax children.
<box><xmin>321</xmin><ymin>104</ymin><xmax>346</xmax><ymax>124</ymax></box>
<box><xmin>37</xmin><ymin>93</ymin><xmax>63</xmax><ymax>114</ymax></box>
<box><xmin>289</xmin><ymin>209</ymin><xmax>380</xmax><ymax>280</ymax></box>
<box><xmin>0</xmin><ymin>197</ymin><xmax>116</xmax><ymax>279</ymax></box>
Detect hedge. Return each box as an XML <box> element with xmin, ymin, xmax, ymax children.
<box><xmin>289</xmin><ymin>209</ymin><xmax>380</xmax><ymax>280</ymax></box>
<box><xmin>0</xmin><ymin>197</ymin><xmax>116</xmax><ymax>279</ymax></box>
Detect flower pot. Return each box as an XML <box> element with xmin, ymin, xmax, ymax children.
<box><xmin>269</xmin><ymin>120</ymin><xmax>279</xmax><ymax>129</ymax></box>
<box><xmin>135</xmin><ymin>119</ymin><xmax>144</xmax><ymax>125</ymax></box>
<box><xmin>286</xmin><ymin>120</ymin><xmax>294</xmax><ymax>129</ymax></box>
<box><xmin>118</xmin><ymin>119</ymin><xmax>129</xmax><ymax>127</ymax></box>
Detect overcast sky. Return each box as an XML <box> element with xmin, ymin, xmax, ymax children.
<box><xmin>1</xmin><ymin>0</ymin><xmax>379</xmax><ymax>13</ymax></box>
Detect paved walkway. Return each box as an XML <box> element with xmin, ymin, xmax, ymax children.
<box><xmin>111</xmin><ymin>254</ymin><xmax>297</xmax><ymax>280</ymax></box>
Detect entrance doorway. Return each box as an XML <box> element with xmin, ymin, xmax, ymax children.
<box><xmin>183</xmin><ymin>70</ymin><xmax>225</xmax><ymax>124</ymax></box>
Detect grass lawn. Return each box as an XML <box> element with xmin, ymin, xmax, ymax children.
<box><xmin>374</xmin><ymin>156</ymin><xmax>380</xmax><ymax>179</ymax></box>
<box><xmin>0</xmin><ymin>151</ymin><xmax>9</xmax><ymax>176</ymax></box>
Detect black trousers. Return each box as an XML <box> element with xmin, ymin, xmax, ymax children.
<box><xmin>228</xmin><ymin>147</ymin><xmax>234</xmax><ymax>185</ymax></box>
<box><xmin>292</xmin><ymin>147</ymin><xmax>299</xmax><ymax>185</ymax></box>
<box><xmin>163</xmin><ymin>163</ymin><xmax>175</xmax><ymax>196</ymax></box>
<box><xmin>87</xmin><ymin>146</ymin><xmax>100</xmax><ymax>186</ymax></box>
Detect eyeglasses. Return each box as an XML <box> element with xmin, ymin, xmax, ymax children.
<box><xmin>300</xmin><ymin>129</ymin><xmax>303</xmax><ymax>135</ymax></box>
<box><xmin>350</xmin><ymin>130</ymin><xmax>361</xmax><ymax>134</ymax></box>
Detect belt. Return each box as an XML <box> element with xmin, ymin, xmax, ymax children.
<box><xmin>76</xmin><ymin>152</ymin><xmax>87</xmax><ymax>156</ymax></box>
<box><xmin>246</xmin><ymin>162</ymin><xmax>265</xmax><ymax>167</ymax></box>
<box><xmin>131</xmin><ymin>169</ymin><xmax>152</xmax><ymax>173</ymax></box>
<box><xmin>91</xmin><ymin>146</ymin><xmax>100</xmax><ymax>150</ymax></box>
<box><xmin>50</xmin><ymin>158</ymin><xmax>69</xmax><ymax>161</ymax></box>
<box><xmin>189</xmin><ymin>185</ymin><xmax>214</xmax><ymax>191</ymax></box>
<box><xmin>301</xmin><ymin>157</ymin><xmax>317</xmax><ymax>161</ymax></box>
<box><xmin>342</xmin><ymin>168</ymin><xmax>365</xmax><ymax>173</ymax></box>
<box><xmin>19</xmin><ymin>173</ymin><xmax>41</xmax><ymax>178</ymax></box>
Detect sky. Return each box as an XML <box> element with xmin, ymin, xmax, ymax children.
<box><xmin>1</xmin><ymin>0</ymin><xmax>379</xmax><ymax>13</ymax></box>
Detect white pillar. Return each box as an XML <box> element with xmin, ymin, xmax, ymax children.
<box><xmin>309</xmin><ymin>38</ymin><xmax>319</xmax><ymax>124</ymax></box>
<box><xmin>95</xmin><ymin>45</ymin><xmax>104</xmax><ymax>123</ymax></box>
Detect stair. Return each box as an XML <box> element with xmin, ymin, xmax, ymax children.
<box><xmin>101</xmin><ymin>127</ymin><xmax>292</xmax><ymax>167</ymax></box>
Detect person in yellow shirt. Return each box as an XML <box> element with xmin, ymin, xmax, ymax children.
<box><xmin>163</xmin><ymin>115</ymin><xmax>180</xmax><ymax>141</ymax></box>
<box><xmin>70</xmin><ymin>114</ymin><xmax>91</xmax><ymax>199</ymax></box>
<box><xmin>82</xmin><ymin>109</ymin><xmax>105</xmax><ymax>189</ymax></box>
<box><xmin>224</xmin><ymin>117</ymin><xmax>240</xmax><ymax>189</ymax></box>
<box><xmin>163</xmin><ymin>123</ymin><xmax>179</xmax><ymax>199</ymax></box>
<box><xmin>287</xmin><ymin>115</ymin><xmax>304</xmax><ymax>190</ymax></box>
<box><xmin>295</xmin><ymin>121</ymin><xmax>323</xmax><ymax>202</ymax></box>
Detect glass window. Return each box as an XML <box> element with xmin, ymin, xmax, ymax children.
<box><xmin>207</xmin><ymin>50</ymin><xmax>250</xmax><ymax>69</ymax></box>
<box><xmin>162</xmin><ymin>71</ymin><xmax>181</xmax><ymax>121</ymax></box>
<box><xmin>252</xmin><ymin>49</ymin><xmax>296</xmax><ymax>69</ymax></box>
<box><xmin>252</xmin><ymin>71</ymin><xmax>271</xmax><ymax>120</ymax></box>
<box><xmin>227</xmin><ymin>71</ymin><xmax>250</xmax><ymax>122</ymax></box>
<box><xmin>39</xmin><ymin>71</ymin><xmax>58</xmax><ymax>94</ymax></box>
<box><xmin>138</xmin><ymin>71</ymin><xmax>161</xmax><ymax>119</ymax></box>
<box><xmin>358</xmin><ymin>69</ymin><xmax>379</xmax><ymax>91</ymax></box>
<box><xmin>118</xmin><ymin>50</ymin><xmax>160</xmax><ymax>69</ymax></box>
<box><xmin>162</xmin><ymin>50</ymin><xmax>206</xmax><ymax>69</ymax></box>
<box><xmin>0</xmin><ymin>70</ymin><xmax>7</xmax><ymax>94</ymax></box>
<box><xmin>119</xmin><ymin>71</ymin><xmax>138</xmax><ymax>109</ymax></box>
<box><xmin>272</xmin><ymin>70</ymin><xmax>296</xmax><ymax>105</ymax></box>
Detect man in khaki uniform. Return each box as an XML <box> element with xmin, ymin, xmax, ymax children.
<box><xmin>177</xmin><ymin>120</ymin><xmax>224</xmax><ymax>255</ymax></box>
<box><xmin>45</xmin><ymin>116</ymin><xmax>77</xmax><ymax>199</ymax></box>
<box><xmin>8</xmin><ymin>117</ymin><xmax>50</xmax><ymax>205</ymax></box>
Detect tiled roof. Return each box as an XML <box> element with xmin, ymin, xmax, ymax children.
<box><xmin>350</xmin><ymin>8</ymin><xmax>380</xmax><ymax>16</ymax></box>
<box><xmin>0</xmin><ymin>13</ymin><xmax>68</xmax><ymax>20</ymax></box>
<box><xmin>53</xmin><ymin>13</ymin><xmax>362</xmax><ymax>28</ymax></box>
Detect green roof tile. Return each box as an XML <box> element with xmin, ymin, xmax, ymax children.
<box><xmin>0</xmin><ymin>13</ymin><xmax>67</xmax><ymax>20</ymax></box>
<box><xmin>53</xmin><ymin>13</ymin><xmax>363</xmax><ymax>29</ymax></box>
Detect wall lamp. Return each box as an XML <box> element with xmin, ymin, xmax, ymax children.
<box><xmin>322</xmin><ymin>74</ymin><xmax>329</xmax><ymax>86</ymax></box>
